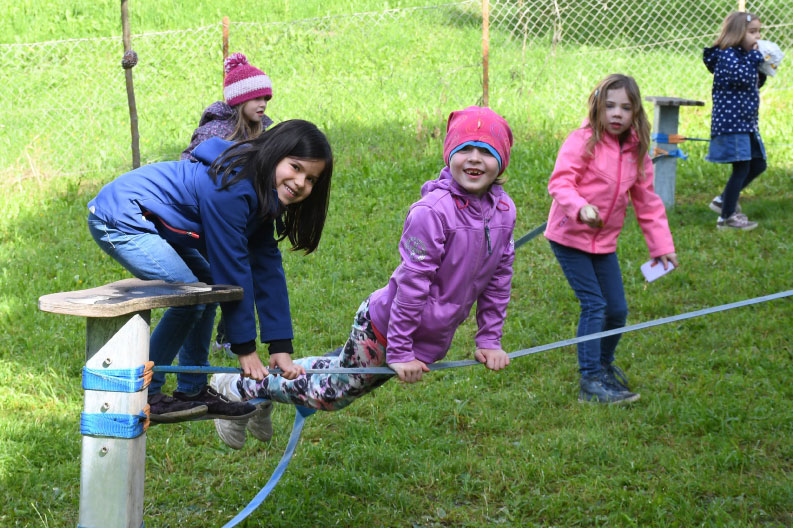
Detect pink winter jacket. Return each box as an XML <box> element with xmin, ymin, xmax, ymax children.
<box><xmin>544</xmin><ymin>126</ymin><xmax>675</xmax><ymax>257</ymax></box>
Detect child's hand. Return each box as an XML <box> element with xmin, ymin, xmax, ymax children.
<box><xmin>475</xmin><ymin>348</ymin><xmax>510</xmax><ymax>371</ymax></box>
<box><xmin>237</xmin><ymin>351</ymin><xmax>269</xmax><ymax>381</ymax></box>
<box><xmin>579</xmin><ymin>204</ymin><xmax>604</xmax><ymax>228</ymax></box>
<box><xmin>269</xmin><ymin>352</ymin><xmax>306</xmax><ymax>380</ymax></box>
<box><xmin>657</xmin><ymin>252</ymin><xmax>678</xmax><ymax>269</ymax></box>
<box><xmin>387</xmin><ymin>359</ymin><xmax>430</xmax><ymax>383</ymax></box>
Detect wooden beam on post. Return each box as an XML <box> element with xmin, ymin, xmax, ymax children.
<box><xmin>120</xmin><ymin>0</ymin><xmax>140</xmax><ymax>169</ymax></box>
<box><xmin>482</xmin><ymin>0</ymin><xmax>490</xmax><ymax>107</ymax></box>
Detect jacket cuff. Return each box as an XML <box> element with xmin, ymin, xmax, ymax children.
<box><xmin>231</xmin><ymin>340</ymin><xmax>257</xmax><ymax>356</ymax></box>
<box><xmin>267</xmin><ymin>339</ymin><xmax>293</xmax><ymax>356</ymax></box>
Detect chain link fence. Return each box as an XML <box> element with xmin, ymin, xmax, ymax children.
<box><xmin>1</xmin><ymin>0</ymin><xmax>789</xmax><ymax>180</ymax></box>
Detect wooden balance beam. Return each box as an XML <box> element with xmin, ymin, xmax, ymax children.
<box><xmin>38</xmin><ymin>279</ymin><xmax>243</xmax><ymax>528</ymax></box>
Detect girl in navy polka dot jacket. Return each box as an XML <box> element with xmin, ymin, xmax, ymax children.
<box><xmin>703</xmin><ymin>11</ymin><xmax>769</xmax><ymax>231</ymax></box>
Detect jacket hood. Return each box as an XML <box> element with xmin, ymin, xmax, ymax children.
<box><xmin>192</xmin><ymin>137</ymin><xmax>234</xmax><ymax>166</ymax></box>
<box><xmin>199</xmin><ymin>101</ymin><xmax>236</xmax><ymax>126</ymax></box>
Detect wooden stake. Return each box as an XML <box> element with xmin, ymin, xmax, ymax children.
<box><xmin>120</xmin><ymin>0</ymin><xmax>140</xmax><ymax>169</ymax></box>
<box><xmin>482</xmin><ymin>0</ymin><xmax>490</xmax><ymax>107</ymax></box>
<box><xmin>222</xmin><ymin>16</ymin><xmax>230</xmax><ymax>83</ymax></box>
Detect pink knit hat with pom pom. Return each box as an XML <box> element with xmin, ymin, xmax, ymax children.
<box><xmin>223</xmin><ymin>53</ymin><xmax>272</xmax><ymax>107</ymax></box>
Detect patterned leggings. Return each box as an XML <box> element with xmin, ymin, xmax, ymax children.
<box><xmin>237</xmin><ymin>298</ymin><xmax>391</xmax><ymax>411</ymax></box>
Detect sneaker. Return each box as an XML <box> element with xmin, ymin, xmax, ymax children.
<box><xmin>148</xmin><ymin>392</ymin><xmax>207</xmax><ymax>423</ymax></box>
<box><xmin>601</xmin><ymin>363</ymin><xmax>633</xmax><ymax>394</ymax></box>
<box><xmin>717</xmin><ymin>213</ymin><xmax>758</xmax><ymax>231</ymax></box>
<box><xmin>246</xmin><ymin>401</ymin><xmax>274</xmax><ymax>443</ymax></box>
<box><xmin>214</xmin><ymin>415</ymin><xmax>249</xmax><ymax>449</ymax></box>
<box><xmin>709</xmin><ymin>196</ymin><xmax>741</xmax><ymax>215</ymax></box>
<box><xmin>173</xmin><ymin>385</ymin><xmax>257</xmax><ymax>420</ymax></box>
<box><xmin>578</xmin><ymin>375</ymin><xmax>640</xmax><ymax>404</ymax></box>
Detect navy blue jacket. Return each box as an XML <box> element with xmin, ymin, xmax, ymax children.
<box><xmin>88</xmin><ymin>137</ymin><xmax>292</xmax><ymax>354</ymax></box>
<box><xmin>703</xmin><ymin>45</ymin><xmax>765</xmax><ymax>137</ymax></box>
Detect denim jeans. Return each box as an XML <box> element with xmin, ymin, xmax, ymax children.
<box><xmin>549</xmin><ymin>241</ymin><xmax>628</xmax><ymax>378</ymax></box>
<box><xmin>87</xmin><ymin>213</ymin><xmax>217</xmax><ymax>395</ymax></box>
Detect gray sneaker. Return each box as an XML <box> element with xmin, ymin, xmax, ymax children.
<box><xmin>717</xmin><ymin>213</ymin><xmax>757</xmax><ymax>231</ymax></box>
<box><xmin>246</xmin><ymin>401</ymin><xmax>274</xmax><ymax>443</ymax></box>
<box><xmin>579</xmin><ymin>375</ymin><xmax>640</xmax><ymax>404</ymax></box>
<box><xmin>601</xmin><ymin>363</ymin><xmax>633</xmax><ymax>394</ymax></box>
<box><xmin>210</xmin><ymin>373</ymin><xmax>249</xmax><ymax>449</ymax></box>
<box><xmin>709</xmin><ymin>196</ymin><xmax>741</xmax><ymax>215</ymax></box>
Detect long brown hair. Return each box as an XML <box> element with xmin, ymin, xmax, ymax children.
<box><xmin>714</xmin><ymin>11</ymin><xmax>761</xmax><ymax>49</ymax></box>
<box><xmin>585</xmin><ymin>73</ymin><xmax>651</xmax><ymax>179</ymax></box>
<box><xmin>225</xmin><ymin>103</ymin><xmax>264</xmax><ymax>142</ymax></box>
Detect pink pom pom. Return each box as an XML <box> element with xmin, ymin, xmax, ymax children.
<box><xmin>224</xmin><ymin>52</ymin><xmax>249</xmax><ymax>74</ymax></box>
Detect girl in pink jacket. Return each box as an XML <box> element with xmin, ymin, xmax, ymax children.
<box><xmin>210</xmin><ymin>106</ymin><xmax>516</xmax><ymax>449</ymax></box>
<box><xmin>544</xmin><ymin>74</ymin><xmax>679</xmax><ymax>405</ymax></box>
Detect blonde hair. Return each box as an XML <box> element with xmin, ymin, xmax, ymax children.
<box><xmin>714</xmin><ymin>11</ymin><xmax>761</xmax><ymax>49</ymax></box>
<box><xmin>225</xmin><ymin>103</ymin><xmax>264</xmax><ymax>142</ymax></box>
<box><xmin>585</xmin><ymin>74</ymin><xmax>651</xmax><ymax>179</ymax></box>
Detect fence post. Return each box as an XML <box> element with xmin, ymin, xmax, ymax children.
<box><xmin>120</xmin><ymin>0</ymin><xmax>140</xmax><ymax>169</ymax></box>
<box><xmin>482</xmin><ymin>0</ymin><xmax>490</xmax><ymax>106</ymax></box>
<box><xmin>738</xmin><ymin>0</ymin><xmax>746</xmax><ymax>11</ymax></box>
<box><xmin>222</xmin><ymin>16</ymin><xmax>230</xmax><ymax>82</ymax></box>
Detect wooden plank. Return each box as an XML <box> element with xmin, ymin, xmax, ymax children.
<box><xmin>38</xmin><ymin>278</ymin><xmax>243</xmax><ymax>318</ymax></box>
<box><xmin>645</xmin><ymin>96</ymin><xmax>704</xmax><ymax>107</ymax></box>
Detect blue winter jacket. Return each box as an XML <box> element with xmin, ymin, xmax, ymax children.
<box><xmin>703</xmin><ymin>45</ymin><xmax>765</xmax><ymax>137</ymax></box>
<box><xmin>87</xmin><ymin>137</ymin><xmax>292</xmax><ymax>354</ymax></box>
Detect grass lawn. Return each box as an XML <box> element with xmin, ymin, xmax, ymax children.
<box><xmin>1</xmin><ymin>1</ymin><xmax>792</xmax><ymax>527</ymax></box>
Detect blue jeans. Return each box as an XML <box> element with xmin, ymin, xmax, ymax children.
<box><xmin>549</xmin><ymin>241</ymin><xmax>628</xmax><ymax>379</ymax></box>
<box><xmin>88</xmin><ymin>213</ymin><xmax>217</xmax><ymax>395</ymax></box>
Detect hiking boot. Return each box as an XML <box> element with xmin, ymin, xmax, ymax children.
<box><xmin>601</xmin><ymin>363</ymin><xmax>633</xmax><ymax>394</ymax></box>
<box><xmin>717</xmin><ymin>213</ymin><xmax>757</xmax><ymax>231</ymax></box>
<box><xmin>148</xmin><ymin>392</ymin><xmax>207</xmax><ymax>423</ymax></box>
<box><xmin>709</xmin><ymin>196</ymin><xmax>741</xmax><ymax>215</ymax></box>
<box><xmin>173</xmin><ymin>385</ymin><xmax>257</xmax><ymax>420</ymax></box>
<box><xmin>579</xmin><ymin>375</ymin><xmax>640</xmax><ymax>404</ymax></box>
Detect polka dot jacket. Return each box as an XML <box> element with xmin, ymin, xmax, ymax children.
<box><xmin>703</xmin><ymin>45</ymin><xmax>766</xmax><ymax>137</ymax></box>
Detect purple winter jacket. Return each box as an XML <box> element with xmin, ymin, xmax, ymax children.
<box><xmin>368</xmin><ymin>167</ymin><xmax>516</xmax><ymax>365</ymax></box>
<box><xmin>180</xmin><ymin>101</ymin><xmax>274</xmax><ymax>161</ymax></box>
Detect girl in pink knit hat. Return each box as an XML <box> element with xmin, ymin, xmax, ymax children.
<box><xmin>181</xmin><ymin>53</ymin><xmax>274</xmax><ymax>162</ymax></box>
<box><xmin>209</xmin><ymin>106</ymin><xmax>517</xmax><ymax>449</ymax></box>
<box><xmin>182</xmin><ymin>53</ymin><xmax>275</xmax><ymax>354</ymax></box>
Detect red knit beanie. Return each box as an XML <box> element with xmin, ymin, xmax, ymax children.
<box><xmin>443</xmin><ymin>106</ymin><xmax>513</xmax><ymax>175</ymax></box>
<box><xmin>223</xmin><ymin>53</ymin><xmax>273</xmax><ymax>107</ymax></box>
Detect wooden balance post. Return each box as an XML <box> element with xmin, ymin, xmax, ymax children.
<box><xmin>38</xmin><ymin>279</ymin><xmax>243</xmax><ymax>528</ymax></box>
<box><xmin>645</xmin><ymin>96</ymin><xmax>705</xmax><ymax>209</ymax></box>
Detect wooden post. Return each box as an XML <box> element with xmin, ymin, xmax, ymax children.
<box><xmin>645</xmin><ymin>96</ymin><xmax>705</xmax><ymax>209</ymax></box>
<box><xmin>738</xmin><ymin>0</ymin><xmax>746</xmax><ymax>11</ymax></box>
<box><xmin>79</xmin><ymin>314</ymin><xmax>150</xmax><ymax>528</ymax></box>
<box><xmin>222</xmin><ymin>16</ymin><xmax>230</xmax><ymax>82</ymax></box>
<box><xmin>120</xmin><ymin>0</ymin><xmax>140</xmax><ymax>169</ymax></box>
<box><xmin>38</xmin><ymin>279</ymin><xmax>244</xmax><ymax>528</ymax></box>
<box><xmin>482</xmin><ymin>0</ymin><xmax>489</xmax><ymax>107</ymax></box>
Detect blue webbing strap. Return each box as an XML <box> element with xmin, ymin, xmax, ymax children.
<box><xmin>80</xmin><ymin>409</ymin><xmax>150</xmax><ymax>439</ymax></box>
<box><xmin>221</xmin><ymin>405</ymin><xmax>316</xmax><ymax>528</ymax></box>
<box><xmin>514</xmin><ymin>222</ymin><xmax>547</xmax><ymax>250</ymax></box>
<box><xmin>82</xmin><ymin>361</ymin><xmax>154</xmax><ymax>392</ymax></box>
<box><xmin>154</xmin><ymin>289</ymin><xmax>793</xmax><ymax>377</ymax></box>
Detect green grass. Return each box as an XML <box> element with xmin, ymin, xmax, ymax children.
<box><xmin>2</xmin><ymin>2</ymin><xmax>793</xmax><ymax>527</ymax></box>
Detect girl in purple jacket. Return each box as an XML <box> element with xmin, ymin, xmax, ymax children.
<box><xmin>544</xmin><ymin>74</ymin><xmax>679</xmax><ymax>405</ymax></box>
<box><xmin>210</xmin><ymin>106</ymin><xmax>516</xmax><ymax>449</ymax></box>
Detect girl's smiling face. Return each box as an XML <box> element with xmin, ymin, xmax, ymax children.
<box><xmin>742</xmin><ymin>19</ymin><xmax>762</xmax><ymax>51</ymax></box>
<box><xmin>274</xmin><ymin>157</ymin><xmax>325</xmax><ymax>205</ymax></box>
<box><xmin>449</xmin><ymin>145</ymin><xmax>500</xmax><ymax>196</ymax></box>
<box><xmin>241</xmin><ymin>96</ymin><xmax>270</xmax><ymax>125</ymax></box>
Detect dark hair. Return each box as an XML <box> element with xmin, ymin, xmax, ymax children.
<box><xmin>586</xmin><ymin>73</ymin><xmax>650</xmax><ymax>180</ymax></box>
<box><xmin>208</xmin><ymin>119</ymin><xmax>333</xmax><ymax>253</ymax></box>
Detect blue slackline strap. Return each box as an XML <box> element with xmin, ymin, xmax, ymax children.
<box><xmin>83</xmin><ymin>362</ymin><xmax>153</xmax><ymax>392</ymax></box>
<box><xmin>514</xmin><ymin>221</ymin><xmax>547</xmax><ymax>250</ymax></box>
<box><xmin>154</xmin><ymin>289</ymin><xmax>793</xmax><ymax>376</ymax></box>
<box><xmin>80</xmin><ymin>410</ymin><xmax>149</xmax><ymax>439</ymax></box>
<box><xmin>221</xmin><ymin>404</ymin><xmax>316</xmax><ymax>528</ymax></box>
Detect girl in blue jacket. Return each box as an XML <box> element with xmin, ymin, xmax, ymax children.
<box><xmin>209</xmin><ymin>106</ymin><xmax>515</xmax><ymax>449</ymax></box>
<box><xmin>704</xmin><ymin>11</ymin><xmax>768</xmax><ymax>231</ymax></box>
<box><xmin>87</xmin><ymin>119</ymin><xmax>333</xmax><ymax>424</ymax></box>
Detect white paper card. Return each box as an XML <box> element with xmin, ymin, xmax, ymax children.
<box><xmin>641</xmin><ymin>259</ymin><xmax>675</xmax><ymax>282</ymax></box>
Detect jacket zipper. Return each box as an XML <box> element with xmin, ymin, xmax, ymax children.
<box><xmin>592</xmin><ymin>144</ymin><xmax>623</xmax><ymax>253</ymax></box>
<box><xmin>484</xmin><ymin>217</ymin><xmax>492</xmax><ymax>256</ymax></box>
<box><xmin>143</xmin><ymin>211</ymin><xmax>200</xmax><ymax>239</ymax></box>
